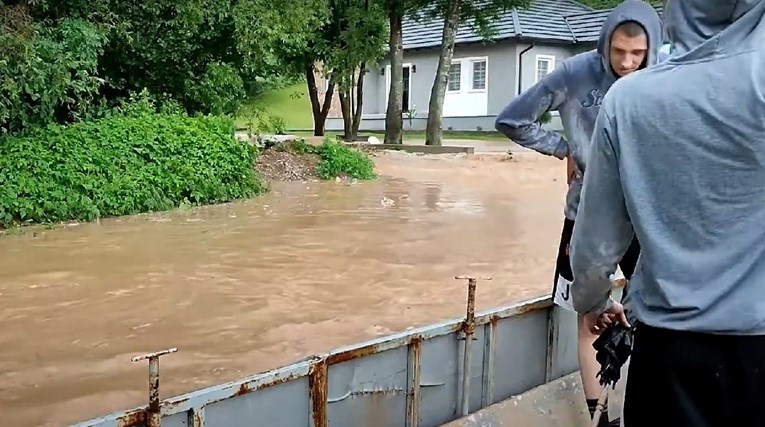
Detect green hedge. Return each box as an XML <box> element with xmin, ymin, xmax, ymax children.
<box><xmin>0</xmin><ymin>111</ymin><xmax>263</xmax><ymax>227</ymax></box>
<box><xmin>315</xmin><ymin>139</ymin><xmax>376</xmax><ymax>181</ymax></box>
<box><xmin>282</xmin><ymin>138</ymin><xmax>376</xmax><ymax>180</ymax></box>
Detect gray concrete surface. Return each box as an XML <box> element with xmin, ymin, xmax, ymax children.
<box><xmin>441</xmin><ymin>364</ymin><xmax>629</xmax><ymax>427</ymax></box>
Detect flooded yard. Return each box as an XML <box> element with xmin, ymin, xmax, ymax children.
<box><xmin>0</xmin><ymin>150</ymin><xmax>567</xmax><ymax>426</ymax></box>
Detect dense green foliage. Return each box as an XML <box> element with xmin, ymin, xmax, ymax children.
<box><xmin>0</xmin><ymin>97</ymin><xmax>263</xmax><ymax>227</ymax></box>
<box><xmin>0</xmin><ymin>17</ymin><xmax>108</xmax><ymax>135</ymax></box>
<box><xmin>0</xmin><ymin>0</ymin><xmax>328</xmax><ymax>135</ymax></box>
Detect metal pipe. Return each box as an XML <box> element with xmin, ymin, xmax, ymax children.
<box><xmin>517</xmin><ymin>44</ymin><xmax>534</xmax><ymax>95</ymax></box>
<box><xmin>131</xmin><ymin>348</ymin><xmax>178</xmax><ymax>427</ymax></box>
<box><xmin>455</xmin><ymin>276</ymin><xmax>491</xmax><ymax>417</ymax></box>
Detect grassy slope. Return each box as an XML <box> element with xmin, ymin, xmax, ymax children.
<box><xmin>239</xmin><ymin>82</ymin><xmax>509</xmax><ymax>142</ymax></box>
<box><xmin>237</xmin><ymin>82</ymin><xmax>313</xmax><ymax>130</ymax></box>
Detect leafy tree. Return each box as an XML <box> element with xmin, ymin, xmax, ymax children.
<box><xmin>295</xmin><ymin>0</ymin><xmax>387</xmax><ymax>138</ymax></box>
<box><xmin>0</xmin><ymin>3</ymin><xmax>108</xmax><ymax>134</ymax></box>
<box><xmin>421</xmin><ymin>0</ymin><xmax>531</xmax><ymax>146</ymax></box>
<box><xmin>379</xmin><ymin>0</ymin><xmax>428</xmax><ymax>144</ymax></box>
<box><xmin>329</xmin><ymin>0</ymin><xmax>387</xmax><ymax>141</ymax></box>
<box><xmin>1</xmin><ymin>0</ymin><xmax>328</xmax><ymax>134</ymax></box>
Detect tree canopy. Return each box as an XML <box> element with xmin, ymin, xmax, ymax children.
<box><xmin>0</xmin><ymin>0</ymin><xmax>328</xmax><ymax>134</ymax></box>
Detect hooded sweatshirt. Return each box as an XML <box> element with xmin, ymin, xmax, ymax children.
<box><xmin>570</xmin><ymin>0</ymin><xmax>765</xmax><ymax>334</ymax></box>
<box><xmin>494</xmin><ymin>1</ymin><xmax>663</xmax><ymax>221</ymax></box>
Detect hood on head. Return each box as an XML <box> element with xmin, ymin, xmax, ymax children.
<box><xmin>664</xmin><ymin>0</ymin><xmax>765</xmax><ymax>57</ymax></box>
<box><xmin>596</xmin><ymin>0</ymin><xmax>664</xmax><ymax>78</ymax></box>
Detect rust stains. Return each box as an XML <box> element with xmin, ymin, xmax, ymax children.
<box><xmin>162</xmin><ymin>396</ymin><xmax>189</xmax><ymax>411</ymax></box>
<box><xmin>406</xmin><ymin>338</ymin><xmax>422</xmax><ymax>427</ymax></box>
<box><xmin>326</xmin><ymin>343</ymin><xmax>382</xmax><ymax>365</ymax></box>
<box><xmin>192</xmin><ymin>412</ymin><xmax>203</xmax><ymax>427</ymax></box>
<box><xmin>489</xmin><ymin>314</ymin><xmax>500</xmax><ymax>328</ymax></box>
<box><xmin>233</xmin><ymin>370</ymin><xmax>306</xmax><ymax>398</ymax></box>
<box><xmin>515</xmin><ymin>301</ymin><xmax>546</xmax><ymax>316</ymax></box>
<box><xmin>116</xmin><ymin>410</ymin><xmax>147</xmax><ymax>427</ymax></box>
<box><xmin>309</xmin><ymin>360</ymin><xmax>328</xmax><ymax>427</ymax></box>
<box><xmin>235</xmin><ymin>383</ymin><xmax>251</xmax><ymax>397</ymax></box>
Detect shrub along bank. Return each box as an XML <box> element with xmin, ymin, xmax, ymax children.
<box><xmin>0</xmin><ymin>104</ymin><xmax>263</xmax><ymax>228</ymax></box>
<box><xmin>267</xmin><ymin>138</ymin><xmax>377</xmax><ymax>181</ymax></box>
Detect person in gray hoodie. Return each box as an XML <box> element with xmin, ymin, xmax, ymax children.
<box><xmin>570</xmin><ymin>0</ymin><xmax>765</xmax><ymax>424</ymax></box>
<box><xmin>494</xmin><ymin>2</ymin><xmax>662</xmax><ymax>425</ymax></box>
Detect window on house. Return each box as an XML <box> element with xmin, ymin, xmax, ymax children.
<box><xmin>535</xmin><ymin>55</ymin><xmax>555</xmax><ymax>83</ymax></box>
<box><xmin>471</xmin><ymin>59</ymin><xmax>487</xmax><ymax>90</ymax></box>
<box><xmin>448</xmin><ymin>62</ymin><xmax>461</xmax><ymax>91</ymax></box>
<box><xmin>402</xmin><ymin>65</ymin><xmax>411</xmax><ymax>113</ymax></box>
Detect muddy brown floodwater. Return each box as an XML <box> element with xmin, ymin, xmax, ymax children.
<box><xmin>0</xmin><ymin>150</ymin><xmax>566</xmax><ymax>426</ymax></box>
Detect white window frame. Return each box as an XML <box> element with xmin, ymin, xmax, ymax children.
<box><xmin>534</xmin><ymin>54</ymin><xmax>556</xmax><ymax>83</ymax></box>
<box><xmin>385</xmin><ymin>62</ymin><xmax>413</xmax><ymax>112</ymax></box>
<box><xmin>447</xmin><ymin>61</ymin><xmax>462</xmax><ymax>93</ymax></box>
<box><xmin>469</xmin><ymin>57</ymin><xmax>488</xmax><ymax>93</ymax></box>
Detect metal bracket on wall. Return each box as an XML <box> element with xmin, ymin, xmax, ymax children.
<box><xmin>131</xmin><ymin>347</ymin><xmax>178</xmax><ymax>427</ymax></box>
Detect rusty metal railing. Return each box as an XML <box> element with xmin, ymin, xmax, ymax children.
<box><xmin>71</xmin><ymin>275</ymin><xmax>587</xmax><ymax>427</ymax></box>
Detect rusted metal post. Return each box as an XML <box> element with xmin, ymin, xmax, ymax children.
<box><xmin>308</xmin><ymin>358</ymin><xmax>328</xmax><ymax>427</ymax></box>
<box><xmin>406</xmin><ymin>338</ymin><xmax>422</xmax><ymax>427</ymax></box>
<box><xmin>131</xmin><ymin>348</ymin><xmax>178</xmax><ymax>427</ymax></box>
<box><xmin>455</xmin><ymin>275</ymin><xmax>491</xmax><ymax>417</ymax></box>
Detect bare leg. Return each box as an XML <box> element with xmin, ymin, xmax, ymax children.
<box><xmin>578</xmin><ymin>314</ymin><xmax>601</xmax><ymax>399</ymax></box>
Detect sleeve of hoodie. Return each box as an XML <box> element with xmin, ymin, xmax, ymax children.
<box><xmin>568</xmin><ymin>101</ymin><xmax>636</xmax><ymax>315</ymax></box>
<box><xmin>494</xmin><ymin>63</ymin><xmax>569</xmax><ymax>159</ymax></box>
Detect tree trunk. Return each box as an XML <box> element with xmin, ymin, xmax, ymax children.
<box><xmin>384</xmin><ymin>11</ymin><xmax>404</xmax><ymax>145</ymax></box>
<box><xmin>306</xmin><ymin>63</ymin><xmax>335</xmax><ymax>137</ymax></box>
<box><xmin>425</xmin><ymin>0</ymin><xmax>461</xmax><ymax>146</ymax></box>
<box><xmin>339</xmin><ymin>88</ymin><xmax>352</xmax><ymax>141</ymax></box>
<box><xmin>352</xmin><ymin>62</ymin><xmax>366</xmax><ymax>139</ymax></box>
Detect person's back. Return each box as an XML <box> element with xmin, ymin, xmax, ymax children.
<box><xmin>569</xmin><ymin>0</ymin><xmax>765</xmax><ymax>424</ymax></box>
<box><xmin>611</xmin><ymin>1</ymin><xmax>765</xmax><ymax>334</ymax></box>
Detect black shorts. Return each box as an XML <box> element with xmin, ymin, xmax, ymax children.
<box><xmin>625</xmin><ymin>324</ymin><xmax>765</xmax><ymax>426</ymax></box>
<box><xmin>550</xmin><ymin>217</ymin><xmax>640</xmax><ymax>310</ymax></box>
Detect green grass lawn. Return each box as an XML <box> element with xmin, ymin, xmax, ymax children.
<box><xmin>291</xmin><ymin>129</ymin><xmax>509</xmax><ymax>142</ymax></box>
<box><xmin>236</xmin><ymin>82</ymin><xmax>313</xmax><ymax>130</ymax></box>
<box><xmin>238</xmin><ymin>81</ymin><xmax>508</xmax><ymax>142</ymax></box>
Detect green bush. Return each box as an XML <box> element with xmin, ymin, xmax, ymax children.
<box><xmin>0</xmin><ymin>107</ymin><xmax>263</xmax><ymax>227</ymax></box>
<box><xmin>0</xmin><ymin>18</ymin><xmax>108</xmax><ymax>135</ymax></box>
<box><xmin>186</xmin><ymin>61</ymin><xmax>246</xmax><ymax>115</ymax></box>
<box><xmin>242</xmin><ymin>107</ymin><xmax>288</xmax><ymax>135</ymax></box>
<box><xmin>315</xmin><ymin>138</ymin><xmax>376</xmax><ymax>180</ymax></box>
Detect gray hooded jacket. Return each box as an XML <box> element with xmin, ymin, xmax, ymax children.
<box><xmin>570</xmin><ymin>0</ymin><xmax>765</xmax><ymax>334</ymax></box>
<box><xmin>494</xmin><ymin>1</ymin><xmax>663</xmax><ymax>221</ymax></box>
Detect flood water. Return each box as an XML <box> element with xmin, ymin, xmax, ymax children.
<box><xmin>0</xmin><ymin>151</ymin><xmax>566</xmax><ymax>426</ymax></box>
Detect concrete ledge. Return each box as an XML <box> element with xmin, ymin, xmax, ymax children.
<box><xmin>344</xmin><ymin>143</ymin><xmax>475</xmax><ymax>155</ymax></box>
<box><xmin>440</xmin><ymin>368</ymin><xmax>628</xmax><ymax>427</ymax></box>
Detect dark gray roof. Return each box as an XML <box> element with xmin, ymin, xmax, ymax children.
<box><xmin>566</xmin><ymin>6</ymin><xmax>663</xmax><ymax>42</ymax></box>
<box><xmin>402</xmin><ymin>0</ymin><xmax>664</xmax><ymax>50</ymax></box>
<box><xmin>563</xmin><ymin>10</ymin><xmax>610</xmax><ymax>42</ymax></box>
<box><xmin>402</xmin><ymin>0</ymin><xmax>591</xmax><ymax>50</ymax></box>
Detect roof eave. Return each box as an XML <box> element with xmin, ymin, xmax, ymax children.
<box><xmin>402</xmin><ymin>35</ymin><xmax>579</xmax><ymax>53</ymax></box>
